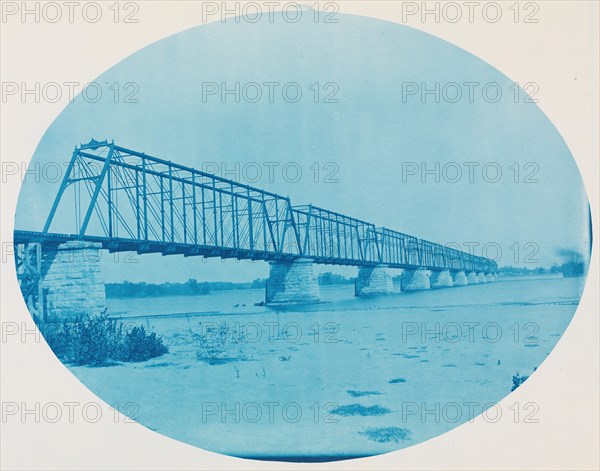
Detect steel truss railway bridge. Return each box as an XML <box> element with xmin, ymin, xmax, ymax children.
<box><xmin>14</xmin><ymin>139</ymin><xmax>498</xmax><ymax>320</ymax></box>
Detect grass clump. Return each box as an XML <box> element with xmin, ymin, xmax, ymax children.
<box><xmin>511</xmin><ymin>368</ymin><xmax>538</xmax><ymax>391</ymax></box>
<box><xmin>39</xmin><ymin>310</ymin><xmax>168</xmax><ymax>366</ymax></box>
<box><xmin>511</xmin><ymin>369</ymin><xmax>536</xmax><ymax>391</ymax></box>
<box><xmin>189</xmin><ymin>321</ymin><xmax>250</xmax><ymax>365</ymax></box>
<box><xmin>389</xmin><ymin>377</ymin><xmax>407</xmax><ymax>384</ymax></box>
<box><xmin>331</xmin><ymin>404</ymin><xmax>391</xmax><ymax>417</ymax></box>
<box><xmin>347</xmin><ymin>390</ymin><xmax>382</xmax><ymax>398</ymax></box>
<box><xmin>359</xmin><ymin>427</ymin><xmax>411</xmax><ymax>443</ymax></box>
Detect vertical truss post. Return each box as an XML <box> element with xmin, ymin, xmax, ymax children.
<box><xmin>201</xmin><ymin>186</ymin><xmax>207</xmax><ymax>245</ymax></box>
<box><xmin>160</xmin><ymin>175</ymin><xmax>165</xmax><ymax>242</ymax></box>
<box><xmin>247</xmin><ymin>188</ymin><xmax>254</xmax><ymax>250</ymax></box>
<box><xmin>107</xmin><ymin>164</ymin><xmax>113</xmax><ymax>238</ymax></box>
<box><xmin>182</xmin><ymin>182</ymin><xmax>187</xmax><ymax>244</ymax></box>
<box><xmin>142</xmin><ymin>156</ymin><xmax>148</xmax><ymax>240</ymax></box>
<box><xmin>192</xmin><ymin>174</ymin><xmax>198</xmax><ymax>245</ymax></box>
<box><xmin>212</xmin><ymin>180</ymin><xmax>218</xmax><ymax>246</ymax></box>
<box><xmin>135</xmin><ymin>169</ymin><xmax>140</xmax><ymax>239</ymax></box>
<box><xmin>169</xmin><ymin>164</ymin><xmax>174</xmax><ymax>243</ymax></box>
<box><xmin>231</xmin><ymin>183</ymin><xmax>237</xmax><ymax>248</ymax></box>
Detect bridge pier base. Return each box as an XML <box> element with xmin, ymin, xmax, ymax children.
<box><xmin>452</xmin><ymin>270</ymin><xmax>468</xmax><ymax>286</ymax></box>
<box><xmin>266</xmin><ymin>258</ymin><xmax>320</xmax><ymax>305</ymax></box>
<box><xmin>430</xmin><ymin>269</ymin><xmax>453</xmax><ymax>289</ymax></box>
<box><xmin>42</xmin><ymin>241</ymin><xmax>106</xmax><ymax>321</ymax></box>
<box><xmin>467</xmin><ymin>271</ymin><xmax>479</xmax><ymax>284</ymax></box>
<box><xmin>477</xmin><ymin>272</ymin><xmax>488</xmax><ymax>283</ymax></box>
<box><xmin>402</xmin><ymin>268</ymin><xmax>431</xmax><ymax>291</ymax></box>
<box><xmin>485</xmin><ymin>273</ymin><xmax>495</xmax><ymax>282</ymax></box>
<box><xmin>355</xmin><ymin>265</ymin><xmax>395</xmax><ymax>296</ymax></box>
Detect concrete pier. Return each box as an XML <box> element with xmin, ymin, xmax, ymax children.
<box><xmin>452</xmin><ymin>270</ymin><xmax>468</xmax><ymax>286</ymax></box>
<box><xmin>477</xmin><ymin>272</ymin><xmax>488</xmax><ymax>283</ymax></box>
<box><xmin>402</xmin><ymin>268</ymin><xmax>431</xmax><ymax>291</ymax></box>
<box><xmin>467</xmin><ymin>271</ymin><xmax>479</xmax><ymax>284</ymax></box>
<box><xmin>266</xmin><ymin>258</ymin><xmax>320</xmax><ymax>304</ymax></box>
<box><xmin>355</xmin><ymin>265</ymin><xmax>395</xmax><ymax>296</ymax></box>
<box><xmin>430</xmin><ymin>269</ymin><xmax>453</xmax><ymax>289</ymax></box>
<box><xmin>42</xmin><ymin>241</ymin><xmax>106</xmax><ymax>320</ymax></box>
<box><xmin>485</xmin><ymin>273</ymin><xmax>495</xmax><ymax>282</ymax></box>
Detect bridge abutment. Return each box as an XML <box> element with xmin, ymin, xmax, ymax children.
<box><xmin>451</xmin><ymin>270</ymin><xmax>468</xmax><ymax>286</ymax></box>
<box><xmin>430</xmin><ymin>269</ymin><xmax>453</xmax><ymax>289</ymax></box>
<box><xmin>355</xmin><ymin>265</ymin><xmax>395</xmax><ymax>296</ymax></box>
<box><xmin>42</xmin><ymin>241</ymin><xmax>106</xmax><ymax>320</ymax></box>
<box><xmin>265</xmin><ymin>258</ymin><xmax>320</xmax><ymax>305</ymax></box>
<box><xmin>477</xmin><ymin>272</ymin><xmax>488</xmax><ymax>283</ymax></box>
<box><xmin>467</xmin><ymin>271</ymin><xmax>479</xmax><ymax>284</ymax></box>
<box><xmin>402</xmin><ymin>268</ymin><xmax>431</xmax><ymax>291</ymax></box>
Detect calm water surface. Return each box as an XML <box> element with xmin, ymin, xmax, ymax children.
<box><xmin>107</xmin><ymin>276</ymin><xmax>584</xmax><ymax>320</ymax></box>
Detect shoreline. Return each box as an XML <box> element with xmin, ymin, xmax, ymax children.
<box><xmin>106</xmin><ymin>277</ymin><xmax>583</xmax><ymax>321</ymax></box>
<box><xmin>105</xmin><ymin>273</ymin><xmax>575</xmax><ymax>300</ymax></box>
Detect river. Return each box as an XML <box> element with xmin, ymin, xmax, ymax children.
<box><xmin>71</xmin><ymin>276</ymin><xmax>586</xmax><ymax>460</ymax></box>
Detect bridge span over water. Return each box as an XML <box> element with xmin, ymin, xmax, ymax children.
<box><xmin>14</xmin><ymin>139</ymin><xmax>497</xmax><ymax>320</ymax></box>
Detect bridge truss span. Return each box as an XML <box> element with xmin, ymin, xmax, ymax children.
<box><xmin>24</xmin><ymin>139</ymin><xmax>496</xmax><ymax>274</ymax></box>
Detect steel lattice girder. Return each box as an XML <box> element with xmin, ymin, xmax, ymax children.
<box><xmin>33</xmin><ymin>139</ymin><xmax>498</xmax><ymax>273</ymax></box>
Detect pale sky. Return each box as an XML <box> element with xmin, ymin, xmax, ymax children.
<box><xmin>15</xmin><ymin>13</ymin><xmax>591</xmax><ymax>283</ymax></box>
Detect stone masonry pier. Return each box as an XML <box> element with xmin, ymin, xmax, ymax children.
<box><xmin>452</xmin><ymin>270</ymin><xmax>468</xmax><ymax>286</ymax></box>
<box><xmin>402</xmin><ymin>268</ymin><xmax>432</xmax><ymax>291</ymax></box>
<box><xmin>430</xmin><ymin>269</ymin><xmax>453</xmax><ymax>289</ymax></box>
<box><xmin>355</xmin><ymin>265</ymin><xmax>395</xmax><ymax>296</ymax></box>
<box><xmin>467</xmin><ymin>271</ymin><xmax>479</xmax><ymax>284</ymax></box>
<box><xmin>41</xmin><ymin>241</ymin><xmax>106</xmax><ymax>320</ymax></box>
<box><xmin>265</xmin><ymin>258</ymin><xmax>320</xmax><ymax>305</ymax></box>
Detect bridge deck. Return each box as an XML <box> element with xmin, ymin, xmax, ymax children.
<box><xmin>13</xmin><ymin>229</ymin><xmax>485</xmax><ymax>271</ymax></box>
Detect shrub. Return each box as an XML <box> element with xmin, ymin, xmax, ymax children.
<box><xmin>331</xmin><ymin>404</ymin><xmax>391</xmax><ymax>417</ymax></box>
<box><xmin>125</xmin><ymin>326</ymin><xmax>169</xmax><ymax>362</ymax></box>
<box><xmin>189</xmin><ymin>321</ymin><xmax>249</xmax><ymax>365</ymax></box>
<box><xmin>511</xmin><ymin>372</ymin><xmax>529</xmax><ymax>391</ymax></box>
<box><xmin>39</xmin><ymin>310</ymin><xmax>168</xmax><ymax>366</ymax></box>
<box><xmin>359</xmin><ymin>427</ymin><xmax>411</xmax><ymax>443</ymax></box>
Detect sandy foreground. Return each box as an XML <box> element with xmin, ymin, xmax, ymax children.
<box><xmin>69</xmin><ymin>279</ymin><xmax>578</xmax><ymax>460</ymax></box>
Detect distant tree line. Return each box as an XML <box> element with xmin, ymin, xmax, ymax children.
<box><xmin>106</xmin><ymin>262</ymin><xmax>586</xmax><ymax>299</ymax></box>
<box><xmin>318</xmin><ymin>272</ymin><xmax>354</xmax><ymax>285</ymax></box>
<box><xmin>498</xmin><ymin>262</ymin><xmax>585</xmax><ymax>277</ymax></box>
<box><xmin>106</xmin><ymin>278</ymin><xmax>266</xmax><ymax>298</ymax></box>
<box><xmin>107</xmin><ymin>272</ymin><xmax>358</xmax><ymax>298</ymax></box>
